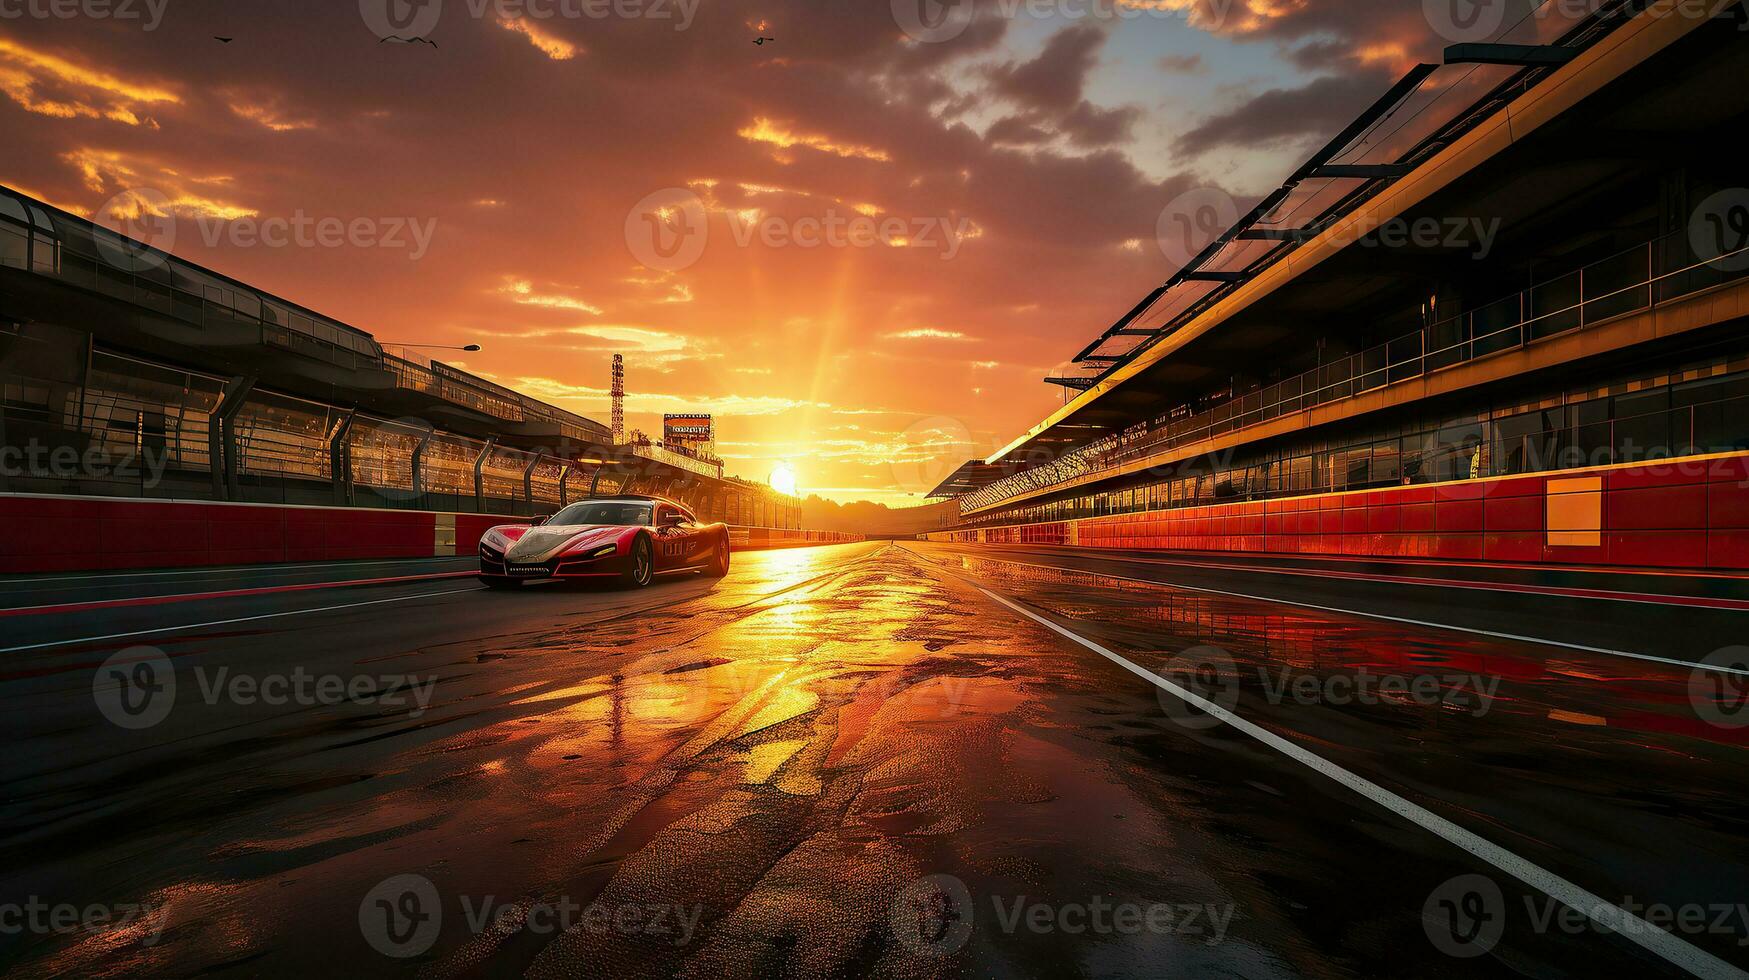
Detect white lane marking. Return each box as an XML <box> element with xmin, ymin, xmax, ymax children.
<box><xmin>0</xmin><ymin>558</ymin><xmax>472</xmax><ymax>585</ymax></box>
<box><xmin>976</xmin><ymin>586</ymin><xmax>1749</xmax><ymax>980</ymax></box>
<box><xmin>0</xmin><ymin>588</ymin><xmax>484</xmax><ymax>654</ymax></box>
<box><xmin>944</xmin><ymin>552</ymin><xmax>1749</xmax><ymax>679</ymax></box>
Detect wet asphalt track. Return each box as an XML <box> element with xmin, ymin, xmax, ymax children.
<box><xmin>1</xmin><ymin>541</ymin><xmax>1746</xmax><ymax>978</ymax></box>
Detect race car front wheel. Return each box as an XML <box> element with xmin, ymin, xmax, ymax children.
<box><xmin>623</xmin><ymin>535</ymin><xmax>654</xmax><ymax>588</ymax></box>
<box><xmin>705</xmin><ymin>533</ymin><xmax>730</xmax><ymax>577</ymax></box>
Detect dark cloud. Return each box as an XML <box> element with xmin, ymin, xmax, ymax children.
<box><xmin>987</xmin><ymin>23</ymin><xmax>1106</xmax><ymax>112</ymax></box>
<box><xmin>985</xmin><ymin>115</ymin><xmax>1051</xmax><ymax>146</ymax></box>
<box><xmin>1157</xmin><ymin>53</ymin><xmax>1208</xmax><ymax>74</ymax></box>
<box><xmin>1060</xmin><ymin>101</ymin><xmax>1141</xmax><ymax>148</ymax></box>
<box><xmin>1176</xmin><ymin>70</ymin><xmax>1395</xmax><ymax>156</ymax></box>
<box><xmin>979</xmin><ymin>25</ymin><xmax>1139</xmax><ymax>151</ymax></box>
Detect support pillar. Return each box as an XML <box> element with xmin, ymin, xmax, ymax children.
<box><xmin>328</xmin><ymin>410</ymin><xmax>356</xmax><ymax>506</ymax></box>
<box><xmin>522</xmin><ymin>455</ymin><xmax>541</xmax><ymax>513</ymax></box>
<box><xmin>472</xmin><ymin>437</ymin><xmax>496</xmax><ymax>512</ymax></box>
<box><xmin>409</xmin><ymin>423</ymin><xmax>434</xmax><ymax>506</ymax></box>
<box><xmin>209</xmin><ymin>376</ymin><xmax>256</xmax><ymax>501</ymax></box>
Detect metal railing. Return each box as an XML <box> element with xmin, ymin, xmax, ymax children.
<box><xmin>0</xmin><ymin>353</ymin><xmax>798</xmax><ymax>526</ymax></box>
<box><xmin>630</xmin><ymin>441</ymin><xmax>725</xmax><ymax>479</ymax></box>
<box><xmin>951</xmin><ymin>392</ymin><xmax>1749</xmax><ymax>530</ymax></box>
<box><xmin>965</xmin><ymin>228</ymin><xmax>1749</xmax><ymax>514</ymax></box>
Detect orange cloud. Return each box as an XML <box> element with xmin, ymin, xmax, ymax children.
<box><xmin>0</xmin><ymin>37</ymin><xmax>177</xmax><ymax>126</ymax></box>
<box><xmin>67</xmin><ymin>149</ymin><xmax>256</xmax><ymax>221</ymax></box>
<box><xmin>496</xmin><ymin>17</ymin><xmax>581</xmax><ymax>60</ymax></box>
<box><xmin>737</xmin><ymin>117</ymin><xmax>891</xmax><ymax>162</ymax></box>
<box><xmin>498</xmin><ymin>277</ymin><xmax>604</xmax><ymax>314</ymax></box>
<box><xmin>227</xmin><ymin>97</ymin><xmax>316</xmax><ymax>132</ymax></box>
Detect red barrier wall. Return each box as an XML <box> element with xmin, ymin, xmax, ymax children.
<box><xmin>926</xmin><ymin>452</ymin><xmax>1749</xmax><ymax>571</ymax></box>
<box><xmin>0</xmin><ymin>495</ymin><xmax>861</xmax><ymax>574</ymax></box>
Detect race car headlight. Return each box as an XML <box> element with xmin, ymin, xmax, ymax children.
<box><xmin>563</xmin><ymin>542</ymin><xmax>619</xmax><ymax>560</ymax></box>
<box><xmin>480</xmin><ymin>529</ymin><xmax>512</xmax><ymax>554</ymax></box>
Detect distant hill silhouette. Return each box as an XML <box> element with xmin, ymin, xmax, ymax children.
<box><xmin>800</xmin><ymin>496</ymin><xmax>959</xmax><ymax>537</ymax></box>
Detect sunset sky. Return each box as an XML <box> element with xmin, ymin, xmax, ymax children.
<box><xmin>0</xmin><ymin>0</ymin><xmax>1456</xmax><ymax>505</ymax></box>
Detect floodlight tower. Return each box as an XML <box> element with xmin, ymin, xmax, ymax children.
<box><xmin>611</xmin><ymin>354</ymin><xmax>625</xmax><ymax>444</ymax></box>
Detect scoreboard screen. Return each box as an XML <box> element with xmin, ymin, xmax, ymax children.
<box><xmin>664</xmin><ymin>414</ymin><xmax>713</xmax><ymax>444</ymax></box>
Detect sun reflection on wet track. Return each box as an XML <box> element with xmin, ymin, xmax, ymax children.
<box><xmin>4</xmin><ymin>542</ymin><xmax>1746</xmax><ymax>978</ymax></box>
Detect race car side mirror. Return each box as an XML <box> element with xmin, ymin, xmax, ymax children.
<box><xmin>661</xmin><ymin>512</ymin><xmax>685</xmax><ymax>527</ymax></box>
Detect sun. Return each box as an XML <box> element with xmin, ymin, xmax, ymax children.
<box><xmin>770</xmin><ymin>462</ymin><xmax>798</xmax><ymax>496</ymax></box>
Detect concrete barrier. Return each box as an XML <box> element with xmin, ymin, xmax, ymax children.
<box><xmin>0</xmin><ymin>494</ymin><xmax>862</xmax><ymax>574</ymax></box>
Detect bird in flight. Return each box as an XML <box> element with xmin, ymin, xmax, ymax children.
<box><xmin>381</xmin><ymin>35</ymin><xmax>438</xmax><ymax>48</ymax></box>
<box><xmin>753</xmin><ymin>36</ymin><xmax>775</xmax><ymax>45</ymax></box>
<box><xmin>214</xmin><ymin>36</ymin><xmax>233</xmax><ymax>43</ymax></box>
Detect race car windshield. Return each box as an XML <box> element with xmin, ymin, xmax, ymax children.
<box><xmin>548</xmin><ymin>502</ymin><xmax>653</xmax><ymax>526</ymax></box>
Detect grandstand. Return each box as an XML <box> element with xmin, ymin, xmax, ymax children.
<box><xmin>0</xmin><ymin>185</ymin><xmax>801</xmax><ymax>532</ymax></box>
<box><xmin>928</xmin><ymin>0</ymin><xmax>1749</xmax><ymax>570</ymax></box>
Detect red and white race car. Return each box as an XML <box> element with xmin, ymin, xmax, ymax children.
<box><xmin>477</xmin><ymin>495</ymin><xmax>730</xmax><ymax>589</ymax></box>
